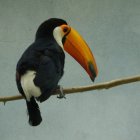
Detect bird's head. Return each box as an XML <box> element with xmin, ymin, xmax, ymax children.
<box><xmin>36</xmin><ymin>18</ymin><xmax>98</xmax><ymax>81</ymax></box>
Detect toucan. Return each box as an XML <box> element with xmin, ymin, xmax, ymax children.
<box><xmin>16</xmin><ymin>18</ymin><xmax>98</xmax><ymax>126</ymax></box>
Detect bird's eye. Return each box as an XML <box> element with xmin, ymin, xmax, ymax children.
<box><xmin>63</xmin><ymin>27</ymin><xmax>68</xmax><ymax>33</ymax></box>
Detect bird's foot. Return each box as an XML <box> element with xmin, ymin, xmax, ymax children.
<box><xmin>57</xmin><ymin>85</ymin><xmax>66</xmax><ymax>99</ymax></box>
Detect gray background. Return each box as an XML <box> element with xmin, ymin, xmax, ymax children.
<box><xmin>0</xmin><ymin>0</ymin><xmax>140</xmax><ymax>140</ymax></box>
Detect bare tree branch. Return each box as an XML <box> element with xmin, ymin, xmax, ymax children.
<box><xmin>0</xmin><ymin>75</ymin><xmax>140</xmax><ymax>103</ymax></box>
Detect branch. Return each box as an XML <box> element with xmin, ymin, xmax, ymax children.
<box><xmin>0</xmin><ymin>75</ymin><xmax>140</xmax><ymax>103</ymax></box>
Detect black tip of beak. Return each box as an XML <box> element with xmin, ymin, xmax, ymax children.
<box><xmin>88</xmin><ymin>62</ymin><xmax>97</xmax><ymax>82</ymax></box>
<box><xmin>90</xmin><ymin>76</ymin><xmax>95</xmax><ymax>82</ymax></box>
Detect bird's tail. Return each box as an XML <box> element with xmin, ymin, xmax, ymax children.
<box><xmin>26</xmin><ymin>97</ymin><xmax>42</xmax><ymax>126</ymax></box>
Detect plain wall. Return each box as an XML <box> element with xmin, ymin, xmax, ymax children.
<box><xmin>0</xmin><ymin>0</ymin><xmax>140</xmax><ymax>140</ymax></box>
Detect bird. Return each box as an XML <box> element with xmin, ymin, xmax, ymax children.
<box><xmin>16</xmin><ymin>18</ymin><xmax>98</xmax><ymax>126</ymax></box>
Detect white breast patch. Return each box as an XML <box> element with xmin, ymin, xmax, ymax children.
<box><xmin>20</xmin><ymin>70</ymin><xmax>41</xmax><ymax>101</ymax></box>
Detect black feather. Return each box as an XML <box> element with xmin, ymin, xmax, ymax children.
<box><xmin>26</xmin><ymin>97</ymin><xmax>42</xmax><ymax>126</ymax></box>
<box><xmin>35</xmin><ymin>18</ymin><xmax>67</xmax><ymax>40</ymax></box>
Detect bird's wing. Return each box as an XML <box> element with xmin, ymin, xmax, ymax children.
<box><xmin>33</xmin><ymin>55</ymin><xmax>61</xmax><ymax>90</ymax></box>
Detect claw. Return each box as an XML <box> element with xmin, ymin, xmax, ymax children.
<box><xmin>57</xmin><ymin>85</ymin><xmax>66</xmax><ymax>99</ymax></box>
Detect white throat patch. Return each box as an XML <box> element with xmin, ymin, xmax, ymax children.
<box><xmin>53</xmin><ymin>26</ymin><xmax>65</xmax><ymax>49</ymax></box>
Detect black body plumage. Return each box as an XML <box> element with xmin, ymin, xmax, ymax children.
<box><xmin>16</xmin><ymin>18</ymin><xmax>66</xmax><ymax>126</ymax></box>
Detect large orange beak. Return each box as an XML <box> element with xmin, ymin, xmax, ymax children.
<box><xmin>63</xmin><ymin>27</ymin><xmax>98</xmax><ymax>81</ymax></box>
